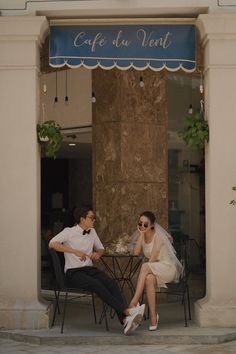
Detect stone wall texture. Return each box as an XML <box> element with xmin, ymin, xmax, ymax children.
<box><xmin>92</xmin><ymin>68</ymin><xmax>168</xmax><ymax>243</ymax></box>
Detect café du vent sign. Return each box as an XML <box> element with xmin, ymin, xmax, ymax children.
<box><xmin>49</xmin><ymin>21</ymin><xmax>196</xmax><ymax>72</ymax></box>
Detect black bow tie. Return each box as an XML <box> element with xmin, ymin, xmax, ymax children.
<box><xmin>83</xmin><ymin>229</ymin><xmax>91</xmax><ymax>235</ymax></box>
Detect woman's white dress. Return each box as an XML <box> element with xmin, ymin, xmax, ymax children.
<box><xmin>142</xmin><ymin>233</ymin><xmax>177</xmax><ymax>289</ymax></box>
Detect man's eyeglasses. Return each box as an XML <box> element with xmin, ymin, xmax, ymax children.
<box><xmin>87</xmin><ymin>216</ymin><xmax>96</xmax><ymax>221</ymax></box>
<box><xmin>138</xmin><ymin>222</ymin><xmax>149</xmax><ymax>228</ymax></box>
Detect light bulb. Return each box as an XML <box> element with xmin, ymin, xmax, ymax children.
<box><xmin>92</xmin><ymin>92</ymin><xmax>96</xmax><ymax>103</ymax></box>
<box><xmin>139</xmin><ymin>76</ymin><xmax>144</xmax><ymax>88</ymax></box>
<box><xmin>43</xmin><ymin>83</ymin><xmax>47</xmax><ymax>93</ymax></box>
<box><xmin>199</xmin><ymin>70</ymin><xmax>204</xmax><ymax>94</ymax></box>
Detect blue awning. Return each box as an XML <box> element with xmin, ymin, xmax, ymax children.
<box><xmin>49</xmin><ymin>24</ymin><xmax>196</xmax><ymax>72</ymax></box>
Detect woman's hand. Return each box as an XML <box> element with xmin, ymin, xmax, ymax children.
<box><xmin>137</xmin><ymin>225</ymin><xmax>145</xmax><ymax>236</ymax></box>
<box><xmin>133</xmin><ymin>228</ymin><xmax>144</xmax><ymax>256</ymax></box>
<box><xmin>137</xmin><ymin>226</ymin><xmax>145</xmax><ymax>242</ymax></box>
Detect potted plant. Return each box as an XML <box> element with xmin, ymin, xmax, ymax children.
<box><xmin>178</xmin><ymin>112</ymin><xmax>209</xmax><ymax>151</ymax></box>
<box><xmin>37</xmin><ymin>120</ymin><xmax>63</xmax><ymax>158</ymax></box>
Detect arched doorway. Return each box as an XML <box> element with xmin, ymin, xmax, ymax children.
<box><xmin>40</xmin><ymin>21</ymin><xmax>205</xmax><ymax>302</ymax></box>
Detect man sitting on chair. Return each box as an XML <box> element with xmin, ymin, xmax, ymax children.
<box><xmin>49</xmin><ymin>205</ymin><xmax>145</xmax><ymax>335</ymax></box>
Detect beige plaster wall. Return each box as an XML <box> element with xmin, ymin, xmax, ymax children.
<box><xmin>195</xmin><ymin>14</ymin><xmax>236</xmax><ymax>327</ymax></box>
<box><xmin>0</xmin><ymin>0</ymin><xmax>235</xmax><ymax>17</ymax></box>
<box><xmin>0</xmin><ymin>16</ymin><xmax>49</xmax><ymax>329</ymax></box>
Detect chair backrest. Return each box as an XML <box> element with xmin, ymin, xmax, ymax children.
<box><xmin>49</xmin><ymin>248</ymin><xmax>65</xmax><ymax>290</ymax></box>
<box><xmin>173</xmin><ymin>235</ymin><xmax>190</xmax><ymax>281</ymax></box>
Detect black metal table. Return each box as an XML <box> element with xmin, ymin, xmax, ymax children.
<box><xmin>100</xmin><ymin>254</ymin><xmax>142</xmax><ymax>302</ymax></box>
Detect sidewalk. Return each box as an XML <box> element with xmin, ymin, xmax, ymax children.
<box><xmin>1</xmin><ymin>337</ymin><xmax>236</xmax><ymax>354</ymax></box>
<box><xmin>1</xmin><ymin>301</ymin><xmax>236</xmax><ymax>346</ymax></box>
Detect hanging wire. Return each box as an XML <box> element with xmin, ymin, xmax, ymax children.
<box><xmin>54</xmin><ymin>71</ymin><xmax>58</xmax><ymax>103</ymax></box>
<box><xmin>200</xmin><ymin>99</ymin><xmax>204</xmax><ymax>116</ymax></box>
<box><xmin>65</xmin><ymin>70</ymin><xmax>69</xmax><ymax>103</ymax></box>
<box><xmin>199</xmin><ymin>71</ymin><xmax>204</xmax><ymax>94</ymax></box>
<box><xmin>42</xmin><ymin>103</ymin><xmax>45</xmax><ymax>123</ymax></box>
<box><xmin>188</xmin><ymin>74</ymin><xmax>193</xmax><ymax>114</ymax></box>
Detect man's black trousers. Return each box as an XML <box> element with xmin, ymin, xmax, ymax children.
<box><xmin>66</xmin><ymin>266</ymin><xmax>126</xmax><ymax>324</ymax></box>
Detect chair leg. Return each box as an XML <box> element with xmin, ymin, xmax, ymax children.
<box><xmin>51</xmin><ymin>301</ymin><xmax>57</xmax><ymax>327</ymax></box>
<box><xmin>182</xmin><ymin>291</ymin><xmax>188</xmax><ymax>327</ymax></box>
<box><xmin>55</xmin><ymin>290</ymin><xmax>60</xmax><ymax>314</ymax></box>
<box><xmin>91</xmin><ymin>292</ymin><xmax>97</xmax><ymax>324</ymax></box>
<box><xmin>98</xmin><ymin>301</ymin><xmax>109</xmax><ymax>331</ymax></box>
<box><xmin>61</xmin><ymin>291</ymin><xmax>68</xmax><ymax>333</ymax></box>
<box><xmin>99</xmin><ymin>311</ymin><xmax>103</xmax><ymax>324</ymax></box>
<box><xmin>51</xmin><ymin>290</ymin><xmax>60</xmax><ymax>327</ymax></box>
<box><xmin>103</xmin><ymin>302</ymin><xmax>109</xmax><ymax>331</ymax></box>
<box><xmin>109</xmin><ymin>307</ymin><xmax>116</xmax><ymax>319</ymax></box>
<box><xmin>186</xmin><ymin>283</ymin><xmax>191</xmax><ymax>320</ymax></box>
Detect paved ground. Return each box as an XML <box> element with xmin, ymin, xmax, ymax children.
<box><xmin>1</xmin><ymin>284</ymin><xmax>235</xmax><ymax>354</ymax></box>
<box><xmin>1</xmin><ymin>338</ymin><xmax>236</xmax><ymax>354</ymax></box>
<box><xmin>2</xmin><ymin>302</ymin><xmax>236</xmax><ymax>346</ymax></box>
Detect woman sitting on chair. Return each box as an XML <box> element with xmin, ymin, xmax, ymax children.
<box><xmin>128</xmin><ymin>211</ymin><xmax>182</xmax><ymax>331</ymax></box>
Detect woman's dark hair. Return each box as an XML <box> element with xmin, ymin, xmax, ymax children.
<box><xmin>73</xmin><ymin>205</ymin><xmax>93</xmax><ymax>223</ymax></box>
<box><xmin>140</xmin><ymin>211</ymin><xmax>156</xmax><ymax>226</ymax></box>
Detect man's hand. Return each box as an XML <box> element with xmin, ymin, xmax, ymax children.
<box><xmin>74</xmin><ymin>250</ymin><xmax>88</xmax><ymax>261</ymax></box>
<box><xmin>89</xmin><ymin>252</ymin><xmax>100</xmax><ymax>261</ymax></box>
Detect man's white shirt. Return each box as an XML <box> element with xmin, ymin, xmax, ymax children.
<box><xmin>49</xmin><ymin>225</ymin><xmax>104</xmax><ymax>272</ymax></box>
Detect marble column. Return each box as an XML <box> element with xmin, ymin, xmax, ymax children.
<box><xmin>0</xmin><ymin>16</ymin><xmax>49</xmax><ymax>329</ymax></box>
<box><xmin>195</xmin><ymin>14</ymin><xmax>236</xmax><ymax>327</ymax></box>
<box><xmin>92</xmin><ymin>68</ymin><xmax>168</xmax><ymax>243</ymax></box>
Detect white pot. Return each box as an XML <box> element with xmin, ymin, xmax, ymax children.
<box><xmin>39</xmin><ymin>135</ymin><xmax>49</xmax><ymax>142</ymax></box>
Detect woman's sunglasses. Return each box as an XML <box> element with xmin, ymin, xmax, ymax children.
<box><xmin>138</xmin><ymin>222</ymin><xmax>149</xmax><ymax>228</ymax></box>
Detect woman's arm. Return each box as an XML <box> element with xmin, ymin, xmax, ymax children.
<box><xmin>148</xmin><ymin>234</ymin><xmax>164</xmax><ymax>263</ymax></box>
<box><xmin>133</xmin><ymin>231</ymin><xmax>144</xmax><ymax>256</ymax></box>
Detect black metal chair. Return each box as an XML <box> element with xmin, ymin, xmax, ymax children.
<box><xmin>159</xmin><ymin>236</ymin><xmax>191</xmax><ymax>327</ymax></box>
<box><xmin>49</xmin><ymin>248</ymin><xmax>109</xmax><ymax>333</ymax></box>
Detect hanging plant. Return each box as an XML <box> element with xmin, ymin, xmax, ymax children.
<box><xmin>230</xmin><ymin>186</ymin><xmax>236</xmax><ymax>206</ymax></box>
<box><xmin>178</xmin><ymin>112</ymin><xmax>209</xmax><ymax>151</ymax></box>
<box><xmin>37</xmin><ymin>120</ymin><xmax>63</xmax><ymax>158</ymax></box>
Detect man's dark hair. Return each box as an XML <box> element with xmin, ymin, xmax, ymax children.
<box><xmin>73</xmin><ymin>206</ymin><xmax>93</xmax><ymax>224</ymax></box>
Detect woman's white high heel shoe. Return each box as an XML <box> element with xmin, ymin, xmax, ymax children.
<box><xmin>149</xmin><ymin>313</ymin><xmax>159</xmax><ymax>331</ymax></box>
